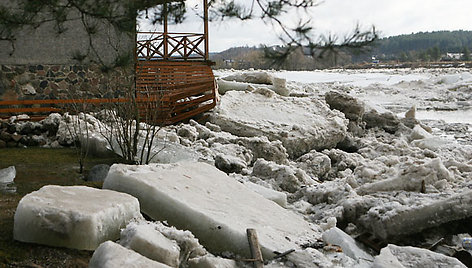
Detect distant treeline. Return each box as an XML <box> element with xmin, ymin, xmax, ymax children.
<box><xmin>211</xmin><ymin>30</ymin><xmax>472</xmax><ymax>70</ymax></box>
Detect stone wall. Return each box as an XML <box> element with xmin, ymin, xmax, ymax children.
<box><xmin>0</xmin><ymin>64</ymin><xmax>134</xmax><ymax>101</ymax></box>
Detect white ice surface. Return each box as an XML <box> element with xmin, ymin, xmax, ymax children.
<box><xmin>103</xmin><ymin>162</ymin><xmax>318</xmax><ymax>259</ymax></box>
<box><xmin>14</xmin><ymin>185</ymin><xmax>141</xmax><ymax>250</ymax></box>
<box><xmin>241</xmin><ymin>180</ymin><xmax>287</xmax><ymax>208</ymax></box>
<box><xmin>89</xmin><ymin>241</ymin><xmax>172</xmax><ymax>268</ymax></box>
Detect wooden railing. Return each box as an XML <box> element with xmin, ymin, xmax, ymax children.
<box><xmin>136</xmin><ymin>32</ymin><xmax>208</xmax><ymax>61</ymax></box>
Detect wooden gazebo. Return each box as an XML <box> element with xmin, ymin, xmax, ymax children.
<box><xmin>135</xmin><ymin>0</ymin><xmax>217</xmax><ymax>124</ymax></box>
<box><xmin>0</xmin><ymin>0</ymin><xmax>217</xmax><ymax>125</ymax></box>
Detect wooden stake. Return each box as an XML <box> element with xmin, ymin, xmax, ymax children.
<box><xmin>247</xmin><ymin>228</ymin><xmax>264</xmax><ymax>268</ymax></box>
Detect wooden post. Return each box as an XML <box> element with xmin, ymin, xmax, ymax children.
<box><xmin>163</xmin><ymin>1</ymin><xmax>169</xmax><ymax>59</ymax></box>
<box><xmin>247</xmin><ymin>229</ymin><xmax>264</xmax><ymax>268</ymax></box>
<box><xmin>203</xmin><ymin>0</ymin><xmax>209</xmax><ymax>61</ymax></box>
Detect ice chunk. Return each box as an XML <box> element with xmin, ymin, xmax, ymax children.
<box><xmin>252</xmin><ymin>158</ymin><xmax>315</xmax><ymax>193</ymax></box>
<box><xmin>103</xmin><ymin>162</ymin><xmax>318</xmax><ymax>259</ymax></box>
<box><xmin>222</xmin><ymin>71</ymin><xmax>274</xmax><ymax>85</ymax></box>
<box><xmin>0</xmin><ymin>166</ymin><xmax>15</xmax><ymax>183</ymax></box>
<box><xmin>89</xmin><ymin>241</ymin><xmax>172</xmax><ymax>268</ymax></box>
<box><xmin>361</xmin><ymin>190</ymin><xmax>472</xmax><ymax>240</ymax></box>
<box><xmin>357</xmin><ymin>158</ymin><xmax>453</xmax><ymax>194</ymax></box>
<box><xmin>409</xmin><ymin>124</ymin><xmax>433</xmax><ymax>141</ymax></box>
<box><xmin>373</xmin><ymin>244</ymin><xmax>466</xmax><ymax>268</ymax></box>
<box><xmin>241</xmin><ymin>181</ymin><xmax>287</xmax><ymax>208</ymax></box>
<box><xmin>187</xmin><ymin>256</ymin><xmax>238</xmax><ymax>268</ymax></box>
<box><xmin>208</xmin><ymin>90</ymin><xmax>347</xmax><ymax>158</ymax></box>
<box><xmin>322</xmin><ymin>227</ymin><xmax>373</xmax><ymax>262</ymax></box>
<box><xmin>14</xmin><ymin>185</ymin><xmax>141</xmax><ymax>250</ymax></box>
<box><xmin>411</xmin><ymin>137</ymin><xmax>450</xmax><ymax>151</ymax></box>
<box><xmin>120</xmin><ymin>221</ymin><xmax>180</xmax><ymax>267</ymax></box>
<box><xmin>296</xmin><ymin>150</ymin><xmax>331</xmax><ymax>179</ymax></box>
<box><xmin>217</xmin><ymin>79</ymin><xmax>250</xmax><ymax>94</ymax></box>
<box><xmin>325</xmin><ymin>91</ymin><xmax>365</xmax><ymax>122</ymax></box>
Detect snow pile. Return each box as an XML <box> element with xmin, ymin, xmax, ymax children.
<box><xmin>14</xmin><ymin>185</ymin><xmax>142</xmax><ymax>250</ymax></box>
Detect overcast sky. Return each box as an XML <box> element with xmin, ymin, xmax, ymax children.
<box><xmin>139</xmin><ymin>0</ymin><xmax>472</xmax><ymax>52</ymax></box>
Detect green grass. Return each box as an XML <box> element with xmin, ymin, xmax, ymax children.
<box><xmin>0</xmin><ymin>147</ymin><xmax>125</xmax><ymax>267</ymax></box>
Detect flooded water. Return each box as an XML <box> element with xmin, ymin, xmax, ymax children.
<box><xmin>415</xmin><ymin>109</ymin><xmax>472</xmax><ymax>124</ymax></box>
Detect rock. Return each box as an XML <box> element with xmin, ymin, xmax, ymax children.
<box><xmin>40</xmin><ymin>113</ymin><xmax>62</xmax><ymax>136</ymax></box>
<box><xmin>14</xmin><ymin>185</ymin><xmax>142</xmax><ymax>250</ymax></box>
<box><xmin>11</xmin><ymin>133</ymin><xmax>23</xmax><ymax>142</ymax></box>
<box><xmin>360</xmin><ymin>190</ymin><xmax>472</xmax><ymax>240</ymax></box>
<box><xmin>325</xmin><ymin>91</ymin><xmax>365</xmax><ymax>122</ymax></box>
<box><xmin>120</xmin><ymin>221</ymin><xmax>180</xmax><ymax>267</ymax></box>
<box><xmin>373</xmin><ymin>244</ymin><xmax>466</xmax><ymax>268</ymax></box>
<box><xmin>89</xmin><ymin>241</ymin><xmax>172</xmax><ymax>268</ymax></box>
<box><xmin>0</xmin><ymin>140</ymin><xmax>6</xmax><ymax>148</ymax></box>
<box><xmin>208</xmin><ymin>91</ymin><xmax>347</xmax><ymax>158</ymax></box>
<box><xmin>103</xmin><ymin>162</ymin><xmax>318</xmax><ymax>259</ymax></box>
<box><xmin>0</xmin><ymin>130</ymin><xmax>12</xmax><ymax>141</ymax></box>
<box><xmin>252</xmin><ymin>158</ymin><xmax>315</xmax><ymax>193</ymax></box>
<box><xmin>22</xmin><ymin>83</ymin><xmax>36</xmax><ymax>95</ymax></box>
<box><xmin>188</xmin><ymin>256</ymin><xmax>238</xmax><ymax>268</ymax></box>
<box><xmin>0</xmin><ymin>166</ymin><xmax>15</xmax><ymax>183</ymax></box>
<box><xmin>86</xmin><ymin>164</ymin><xmax>110</xmax><ymax>182</ymax></box>
<box><xmin>322</xmin><ymin>227</ymin><xmax>373</xmax><ymax>262</ymax></box>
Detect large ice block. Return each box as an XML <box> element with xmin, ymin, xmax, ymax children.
<box><xmin>14</xmin><ymin>185</ymin><xmax>141</xmax><ymax>250</ymax></box>
<box><xmin>103</xmin><ymin>162</ymin><xmax>318</xmax><ymax>259</ymax></box>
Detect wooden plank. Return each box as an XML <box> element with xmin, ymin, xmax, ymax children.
<box><xmin>0</xmin><ymin>107</ymin><xmax>62</xmax><ymax>113</ymax></box>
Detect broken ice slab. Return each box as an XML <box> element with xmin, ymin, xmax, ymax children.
<box><xmin>89</xmin><ymin>241</ymin><xmax>172</xmax><ymax>268</ymax></box>
<box><xmin>361</xmin><ymin>190</ymin><xmax>472</xmax><ymax>240</ymax></box>
<box><xmin>120</xmin><ymin>221</ymin><xmax>181</xmax><ymax>267</ymax></box>
<box><xmin>14</xmin><ymin>185</ymin><xmax>141</xmax><ymax>250</ymax></box>
<box><xmin>373</xmin><ymin>244</ymin><xmax>466</xmax><ymax>268</ymax></box>
<box><xmin>0</xmin><ymin>166</ymin><xmax>16</xmax><ymax>183</ymax></box>
<box><xmin>208</xmin><ymin>90</ymin><xmax>348</xmax><ymax>158</ymax></box>
<box><xmin>103</xmin><ymin>162</ymin><xmax>318</xmax><ymax>259</ymax></box>
<box><xmin>322</xmin><ymin>227</ymin><xmax>373</xmax><ymax>262</ymax></box>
